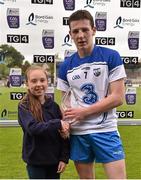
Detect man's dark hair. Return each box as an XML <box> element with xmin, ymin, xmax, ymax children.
<box><xmin>68</xmin><ymin>10</ymin><xmax>94</xmax><ymax>28</ymax></box>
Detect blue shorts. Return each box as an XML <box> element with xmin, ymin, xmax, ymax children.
<box><xmin>70</xmin><ymin>131</ymin><xmax>125</xmax><ymax>163</ymax></box>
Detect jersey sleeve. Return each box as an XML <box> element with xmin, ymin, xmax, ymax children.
<box><xmin>108</xmin><ymin>50</ymin><xmax>126</xmax><ymax>82</ymax></box>
<box><xmin>57</xmin><ymin>59</ymin><xmax>70</xmax><ymax>92</ymax></box>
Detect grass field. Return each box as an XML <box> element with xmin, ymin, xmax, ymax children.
<box><xmin>0</xmin><ymin>126</ymin><xmax>141</xmax><ymax>179</ymax></box>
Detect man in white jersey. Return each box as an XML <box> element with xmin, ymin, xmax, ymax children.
<box><xmin>57</xmin><ymin>10</ymin><xmax>126</xmax><ymax>179</ymax></box>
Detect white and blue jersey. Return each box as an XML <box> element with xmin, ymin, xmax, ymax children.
<box><xmin>57</xmin><ymin>45</ymin><xmax>126</xmax><ymax>135</ymax></box>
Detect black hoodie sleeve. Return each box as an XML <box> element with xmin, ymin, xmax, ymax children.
<box><xmin>18</xmin><ymin>104</ymin><xmax>61</xmax><ymax>136</ymax></box>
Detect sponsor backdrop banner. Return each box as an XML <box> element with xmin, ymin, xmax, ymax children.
<box><xmin>0</xmin><ymin>0</ymin><xmax>141</xmax><ymax>120</ymax></box>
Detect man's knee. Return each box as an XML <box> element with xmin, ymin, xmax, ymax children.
<box><xmin>103</xmin><ymin>159</ymin><xmax>126</xmax><ymax>179</ymax></box>
<box><xmin>74</xmin><ymin>162</ymin><xmax>94</xmax><ymax>179</ymax></box>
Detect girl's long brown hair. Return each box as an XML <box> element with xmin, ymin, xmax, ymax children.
<box><xmin>20</xmin><ymin>65</ymin><xmax>48</xmax><ymax>122</ymax></box>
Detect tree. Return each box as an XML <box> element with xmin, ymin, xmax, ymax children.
<box><xmin>0</xmin><ymin>44</ymin><xmax>24</xmax><ymax>68</ymax></box>
<box><xmin>0</xmin><ymin>64</ymin><xmax>9</xmax><ymax>79</ymax></box>
<box><xmin>21</xmin><ymin>60</ymin><xmax>31</xmax><ymax>75</ymax></box>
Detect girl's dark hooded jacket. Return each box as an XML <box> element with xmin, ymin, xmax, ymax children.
<box><xmin>18</xmin><ymin>97</ymin><xmax>69</xmax><ymax>165</ymax></box>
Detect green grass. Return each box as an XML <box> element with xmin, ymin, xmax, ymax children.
<box><xmin>0</xmin><ymin>127</ymin><xmax>26</xmax><ymax>179</ymax></box>
<box><xmin>0</xmin><ymin>126</ymin><xmax>141</xmax><ymax>179</ymax></box>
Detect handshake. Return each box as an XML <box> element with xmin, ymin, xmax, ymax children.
<box><xmin>59</xmin><ymin>120</ymin><xmax>70</xmax><ymax>139</ymax></box>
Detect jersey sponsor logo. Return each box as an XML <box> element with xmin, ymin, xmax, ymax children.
<box><xmin>80</xmin><ymin>83</ymin><xmax>98</xmax><ymax>104</ymax></box>
<box><xmin>93</xmin><ymin>68</ymin><xmax>101</xmax><ymax>77</ymax></box>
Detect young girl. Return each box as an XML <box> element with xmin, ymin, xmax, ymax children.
<box><xmin>18</xmin><ymin>65</ymin><xmax>70</xmax><ymax>179</ymax></box>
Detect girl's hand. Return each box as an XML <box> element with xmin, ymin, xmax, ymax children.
<box><xmin>57</xmin><ymin>161</ymin><xmax>66</xmax><ymax>173</ymax></box>
<box><xmin>59</xmin><ymin>130</ymin><xmax>70</xmax><ymax>139</ymax></box>
<box><xmin>59</xmin><ymin>121</ymin><xmax>70</xmax><ymax>139</ymax></box>
<box><xmin>61</xmin><ymin>120</ymin><xmax>70</xmax><ymax>132</ymax></box>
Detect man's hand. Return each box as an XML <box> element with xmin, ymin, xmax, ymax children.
<box><xmin>64</xmin><ymin>107</ymin><xmax>87</xmax><ymax>121</ymax></box>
